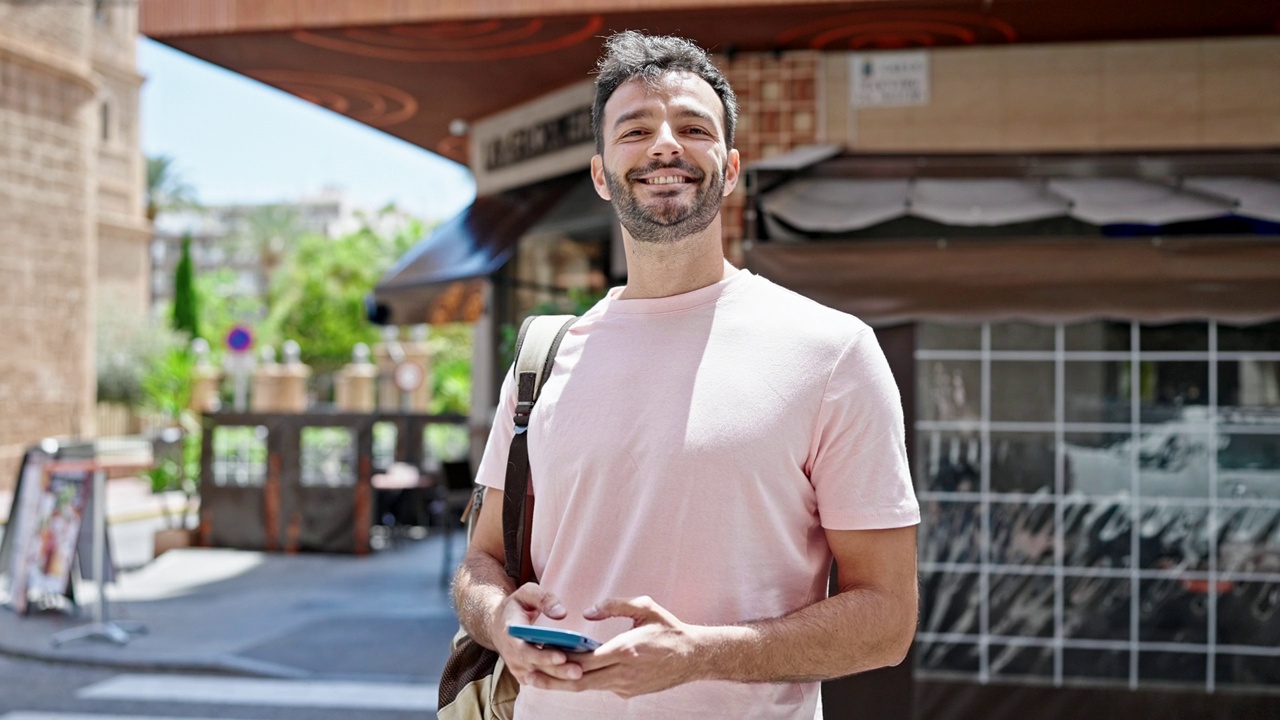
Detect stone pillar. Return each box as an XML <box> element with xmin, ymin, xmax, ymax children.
<box><xmin>374</xmin><ymin>325</ymin><xmax>433</xmax><ymax>412</ymax></box>
<box><xmin>189</xmin><ymin>338</ymin><xmax>222</xmax><ymax>414</ymax></box>
<box><xmin>275</xmin><ymin>340</ymin><xmax>311</xmax><ymax>413</ymax></box>
<box><xmin>250</xmin><ymin>346</ymin><xmax>280</xmax><ymax>412</ymax></box>
<box><xmin>335</xmin><ymin>343</ymin><xmax>377</xmax><ymax>412</ymax></box>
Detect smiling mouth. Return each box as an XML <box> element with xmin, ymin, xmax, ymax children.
<box><xmin>640</xmin><ymin>176</ymin><xmax>693</xmax><ymax>185</ymax></box>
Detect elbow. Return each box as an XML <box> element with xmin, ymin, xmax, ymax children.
<box><xmin>884</xmin><ymin>628</ymin><xmax>913</xmax><ymax>668</ymax></box>
<box><xmin>882</xmin><ymin>597</ymin><xmax>918</xmax><ymax>668</ymax></box>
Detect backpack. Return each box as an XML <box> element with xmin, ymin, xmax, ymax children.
<box><xmin>437</xmin><ymin>314</ymin><xmax>576</xmax><ymax>720</ymax></box>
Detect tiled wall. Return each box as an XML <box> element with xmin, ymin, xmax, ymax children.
<box><xmin>719</xmin><ymin>51</ymin><xmax>822</xmax><ymax>258</ymax></box>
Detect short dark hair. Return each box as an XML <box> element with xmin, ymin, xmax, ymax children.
<box><xmin>592</xmin><ymin>31</ymin><xmax>738</xmax><ymax>153</ymax></box>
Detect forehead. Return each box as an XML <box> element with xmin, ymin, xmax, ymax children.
<box><xmin>603</xmin><ymin>71</ymin><xmax>725</xmax><ymax>130</ymax></box>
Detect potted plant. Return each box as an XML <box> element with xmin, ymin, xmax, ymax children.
<box><xmin>140</xmin><ymin>347</ymin><xmax>202</xmax><ymax>556</ymax></box>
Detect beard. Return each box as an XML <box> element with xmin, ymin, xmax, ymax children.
<box><xmin>604</xmin><ymin>158</ymin><xmax>725</xmax><ymax>244</ymax></box>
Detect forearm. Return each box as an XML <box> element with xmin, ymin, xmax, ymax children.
<box><xmin>696</xmin><ymin>585</ymin><xmax>916</xmax><ymax>684</ymax></box>
<box><xmin>452</xmin><ymin>548</ymin><xmax>516</xmax><ymax>650</ymax></box>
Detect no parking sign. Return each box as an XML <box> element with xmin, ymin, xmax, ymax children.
<box><xmin>226</xmin><ymin>325</ymin><xmax>253</xmax><ymax>353</ymax></box>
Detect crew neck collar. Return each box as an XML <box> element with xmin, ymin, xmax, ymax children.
<box><xmin>601</xmin><ymin>268</ymin><xmax>753</xmax><ymax>315</ymax></box>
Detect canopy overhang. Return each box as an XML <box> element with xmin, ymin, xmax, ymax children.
<box><xmin>369</xmin><ymin>173</ymin><xmax>579</xmax><ymax>325</ymax></box>
<box><xmin>746</xmin><ymin>237</ymin><xmax>1280</xmax><ymax>326</ymax></box>
<box><xmin>139</xmin><ymin>0</ymin><xmax>1280</xmax><ymax>163</ymax></box>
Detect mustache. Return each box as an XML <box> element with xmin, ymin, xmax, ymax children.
<box><xmin>625</xmin><ymin>159</ymin><xmax>706</xmax><ymax>183</ymax></box>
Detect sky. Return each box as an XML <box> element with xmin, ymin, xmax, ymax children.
<box><xmin>138</xmin><ymin>38</ymin><xmax>476</xmax><ymax>222</ymax></box>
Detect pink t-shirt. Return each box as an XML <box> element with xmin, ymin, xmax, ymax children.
<box><xmin>475</xmin><ymin>269</ymin><xmax>919</xmax><ymax>719</ymax></box>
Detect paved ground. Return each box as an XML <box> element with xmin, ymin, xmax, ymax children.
<box><xmin>0</xmin><ymin>478</ymin><xmax>465</xmax><ymax>685</ymax></box>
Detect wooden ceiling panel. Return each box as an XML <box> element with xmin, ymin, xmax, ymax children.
<box><xmin>148</xmin><ymin>1</ymin><xmax>1280</xmax><ymax>160</ymax></box>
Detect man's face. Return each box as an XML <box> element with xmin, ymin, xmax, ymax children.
<box><xmin>592</xmin><ymin>72</ymin><xmax>740</xmax><ymax>244</ymax></box>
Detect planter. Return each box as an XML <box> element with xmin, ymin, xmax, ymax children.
<box><xmin>153</xmin><ymin>527</ymin><xmax>197</xmax><ymax>557</ymax></box>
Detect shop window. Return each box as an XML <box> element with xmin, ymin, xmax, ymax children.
<box><xmin>1065</xmin><ymin>320</ymin><xmax>1131</xmax><ymax>352</ymax></box>
<box><xmin>915</xmin><ymin>320</ymin><xmax>1280</xmax><ymax>693</ymax></box>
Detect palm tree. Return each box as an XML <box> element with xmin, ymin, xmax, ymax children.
<box><xmin>235</xmin><ymin>204</ymin><xmax>306</xmax><ymax>295</ymax></box>
<box><xmin>146</xmin><ymin>154</ymin><xmax>198</xmax><ymax>221</ymax></box>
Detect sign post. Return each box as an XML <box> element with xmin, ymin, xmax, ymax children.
<box><xmin>225</xmin><ymin>325</ymin><xmax>255</xmax><ymax>412</ymax></box>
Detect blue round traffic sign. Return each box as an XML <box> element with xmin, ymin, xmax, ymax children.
<box><xmin>227</xmin><ymin>325</ymin><xmax>253</xmax><ymax>353</ymax></box>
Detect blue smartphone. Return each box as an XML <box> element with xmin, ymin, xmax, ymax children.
<box><xmin>508</xmin><ymin>624</ymin><xmax>602</xmax><ymax>653</ymax></box>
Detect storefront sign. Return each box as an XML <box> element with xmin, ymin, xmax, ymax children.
<box><xmin>471</xmin><ymin>80</ymin><xmax>596</xmax><ymax>196</ymax></box>
<box><xmin>850</xmin><ymin>51</ymin><xmax>930</xmax><ymax>108</ymax></box>
<box><xmin>484</xmin><ymin>106</ymin><xmax>593</xmax><ymax>172</ymax></box>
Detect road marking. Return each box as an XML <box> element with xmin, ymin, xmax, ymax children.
<box><xmin>3</xmin><ymin>715</ymin><xmax>248</xmax><ymax>720</ymax></box>
<box><xmin>76</xmin><ymin>674</ymin><xmax>438</xmax><ymax>711</ymax></box>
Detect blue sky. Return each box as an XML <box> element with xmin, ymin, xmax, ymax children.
<box><xmin>138</xmin><ymin>38</ymin><xmax>476</xmax><ymax>222</ymax></box>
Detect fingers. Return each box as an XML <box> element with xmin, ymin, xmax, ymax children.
<box><xmin>584</xmin><ymin>595</ymin><xmax>663</xmax><ymax>623</ymax></box>
<box><xmin>523</xmin><ymin>664</ymin><xmax>618</xmax><ymax>694</ymax></box>
<box><xmin>510</xmin><ymin>645</ymin><xmax>584</xmax><ymax>682</ymax></box>
<box><xmin>510</xmin><ymin>582</ymin><xmax>568</xmax><ymax>620</ymax></box>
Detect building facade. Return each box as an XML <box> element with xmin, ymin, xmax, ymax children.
<box><xmin>0</xmin><ymin>1</ymin><xmax>149</xmax><ymax>490</ymax></box>
<box><xmin>140</xmin><ymin>2</ymin><xmax>1279</xmax><ymax>715</ymax></box>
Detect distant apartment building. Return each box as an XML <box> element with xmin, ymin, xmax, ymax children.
<box><xmin>149</xmin><ymin>187</ymin><xmax>345</xmax><ymax>308</ymax></box>
<box><xmin>0</xmin><ymin>2</ymin><xmax>149</xmax><ymax>490</ymax></box>
<box><xmin>148</xmin><ymin>187</ymin><xmax>414</xmax><ymax>310</ymax></box>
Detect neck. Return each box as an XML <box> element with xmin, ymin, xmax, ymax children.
<box><xmin>617</xmin><ymin>215</ymin><xmax>736</xmax><ymax>299</ymax></box>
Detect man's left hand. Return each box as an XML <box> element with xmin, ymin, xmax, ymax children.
<box><xmin>525</xmin><ymin>595</ymin><xmax>706</xmax><ymax>698</ymax></box>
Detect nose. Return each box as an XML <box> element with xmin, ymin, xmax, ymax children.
<box><xmin>647</xmin><ymin>122</ymin><xmax>682</xmax><ymax>160</ymax></box>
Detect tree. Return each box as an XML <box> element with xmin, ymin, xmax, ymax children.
<box><xmin>172</xmin><ymin>233</ymin><xmax>200</xmax><ymax>340</ymax></box>
<box><xmin>145</xmin><ymin>154</ymin><xmax>197</xmax><ymax>221</ymax></box>
<box><xmin>265</xmin><ymin>208</ymin><xmax>425</xmax><ymax>378</ymax></box>
<box><xmin>233</xmin><ymin>204</ymin><xmax>305</xmax><ymax>297</ymax></box>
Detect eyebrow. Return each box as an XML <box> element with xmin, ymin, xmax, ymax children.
<box><xmin>612</xmin><ymin>106</ymin><xmax>719</xmax><ymax>131</ymax></box>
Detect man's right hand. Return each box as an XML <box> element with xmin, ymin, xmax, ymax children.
<box><xmin>491</xmin><ymin>582</ymin><xmax>585</xmax><ymax>685</ymax></box>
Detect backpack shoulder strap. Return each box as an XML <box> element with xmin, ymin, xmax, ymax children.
<box><xmin>502</xmin><ymin>314</ymin><xmax>576</xmax><ymax>582</ymax></box>
<box><xmin>510</xmin><ymin>314</ymin><xmax>577</xmax><ymax>420</ymax></box>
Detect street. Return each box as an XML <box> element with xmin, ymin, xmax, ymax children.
<box><xmin>0</xmin><ymin>510</ymin><xmax>458</xmax><ymax>719</ymax></box>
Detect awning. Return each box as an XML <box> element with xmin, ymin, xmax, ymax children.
<box><xmin>369</xmin><ymin>173</ymin><xmax>580</xmax><ymax>325</ymax></box>
<box><xmin>760</xmin><ymin>176</ymin><xmax>1279</xmax><ymax>237</ymax></box>
<box><xmin>746</xmin><ymin>151</ymin><xmax>1280</xmax><ymax>324</ymax></box>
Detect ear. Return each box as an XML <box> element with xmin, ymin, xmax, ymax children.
<box><xmin>722</xmin><ymin>148</ymin><xmax>741</xmax><ymax>197</ymax></box>
<box><xmin>591</xmin><ymin>154</ymin><xmax>612</xmax><ymax>201</ymax></box>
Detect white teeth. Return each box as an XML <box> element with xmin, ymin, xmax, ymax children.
<box><xmin>644</xmin><ymin>176</ymin><xmax>689</xmax><ymax>185</ymax></box>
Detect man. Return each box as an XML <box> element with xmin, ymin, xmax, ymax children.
<box><xmin>453</xmin><ymin>31</ymin><xmax>920</xmax><ymax>719</ymax></box>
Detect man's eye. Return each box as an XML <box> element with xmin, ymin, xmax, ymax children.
<box><xmin>686</xmin><ymin>127</ymin><xmax>710</xmax><ymax>136</ymax></box>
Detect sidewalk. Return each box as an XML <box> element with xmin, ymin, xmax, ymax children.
<box><xmin>0</xmin><ymin>478</ymin><xmax>464</xmax><ymax>684</ymax></box>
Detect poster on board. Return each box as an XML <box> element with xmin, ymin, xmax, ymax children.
<box><xmin>0</xmin><ymin>452</ymin><xmax>90</xmax><ymax>614</ymax></box>
<box><xmin>2</xmin><ymin>450</ymin><xmax>52</xmax><ymax>613</ymax></box>
<box><xmin>24</xmin><ymin>468</ymin><xmax>89</xmax><ymax>598</ymax></box>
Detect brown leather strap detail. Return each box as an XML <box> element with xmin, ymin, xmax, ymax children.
<box><xmin>502</xmin><ymin>431</ymin><xmax>529</xmax><ymax>582</ymax></box>
<box><xmin>503</xmin><ymin>370</ymin><xmax>537</xmax><ymax>582</ymax></box>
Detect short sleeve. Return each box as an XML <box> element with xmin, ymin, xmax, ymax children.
<box><xmin>808</xmin><ymin>328</ymin><xmax>920</xmax><ymax>530</ymax></box>
<box><xmin>473</xmin><ymin>365</ymin><xmax>519</xmax><ymax>492</ymax></box>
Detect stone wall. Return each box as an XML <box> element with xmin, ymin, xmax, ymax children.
<box><xmin>0</xmin><ymin>3</ymin><xmax>146</xmax><ymax>491</ymax></box>
<box><xmin>0</xmin><ymin>52</ymin><xmax>96</xmax><ymax>489</ymax></box>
